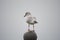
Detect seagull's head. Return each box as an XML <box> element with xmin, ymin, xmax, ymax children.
<box><xmin>24</xmin><ymin>12</ymin><xmax>31</xmax><ymax>17</ymax></box>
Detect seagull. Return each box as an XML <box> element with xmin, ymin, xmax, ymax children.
<box><xmin>24</xmin><ymin>12</ymin><xmax>38</xmax><ymax>31</ymax></box>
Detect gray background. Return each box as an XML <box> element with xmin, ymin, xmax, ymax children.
<box><xmin>0</xmin><ymin>0</ymin><xmax>60</xmax><ymax>40</ymax></box>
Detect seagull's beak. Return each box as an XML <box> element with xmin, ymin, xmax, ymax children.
<box><xmin>24</xmin><ymin>15</ymin><xmax>25</xmax><ymax>17</ymax></box>
<box><xmin>24</xmin><ymin>14</ymin><xmax>26</xmax><ymax>17</ymax></box>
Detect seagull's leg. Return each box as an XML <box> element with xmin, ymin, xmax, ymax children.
<box><xmin>28</xmin><ymin>24</ymin><xmax>30</xmax><ymax>31</ymax></box>
<box><xmin>33</xmin><ymin>24</ymin><xmax>34</xmax><ymax>31</ymax></box>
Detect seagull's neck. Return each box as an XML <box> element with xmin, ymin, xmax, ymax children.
<box><xmin>26</xmin><ymin>15</ymin><xmax>32</xmax><ymax>18</ymax></box>
<box><xmin>25</xmin><ymin>15</ymin><xmax>32</xmax><ymax>20</ymax></box>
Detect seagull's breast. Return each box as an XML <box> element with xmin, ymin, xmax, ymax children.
<box><xmin>26</xmin><ymin>17</ymin><xmax>33</xmax><ymax>23</ymax></box>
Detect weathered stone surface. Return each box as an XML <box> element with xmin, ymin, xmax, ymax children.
<box><xmin>23</xmin><ymin>31</ymin><xmax>37</xmax><ymax>40</ymax></box>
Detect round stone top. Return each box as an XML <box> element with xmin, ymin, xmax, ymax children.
<box><xmin>23</xmin><ymin>31</ymin><xmax>37</xmax><ymax>40</ymax></box>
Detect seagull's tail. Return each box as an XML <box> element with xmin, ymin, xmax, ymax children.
<box><xmin>34</xmin><ymin>21</ymin><xmax>38</xmax><ymax>23</ymax></box>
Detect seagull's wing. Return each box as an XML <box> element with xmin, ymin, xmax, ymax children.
<box><xmin>33</xmin><ymin>17</ymin><xmax>38</xmax><ymax>23</ymax></box>
<box><xmin>27</xmin><ymin>17</ymin><xmax>33</xmax><ymax>21</ymax></box>
<box><xmin>32</xmin><ymin>17</ymin><xmax>36</xmax><ymax>21</ymax></box>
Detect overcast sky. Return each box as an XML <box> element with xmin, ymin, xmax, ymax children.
<box><xmin>0</xmin><ymin>0</ymin><xmax>60</xmax><ymax>40</ymax></box>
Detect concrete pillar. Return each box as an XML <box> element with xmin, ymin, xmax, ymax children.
<box><xmin>23</xmin><ymin>31</ymin><xmax>37</xmax><ymax>40</ymax></box>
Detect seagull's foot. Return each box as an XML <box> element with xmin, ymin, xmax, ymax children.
<box><xmin>28</xmin><ymin>29</ymin><xmax>30</xmax><ymax>32</ymax></box>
